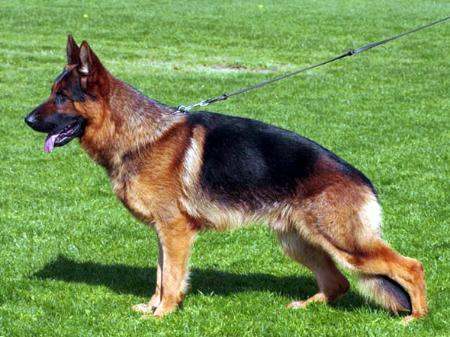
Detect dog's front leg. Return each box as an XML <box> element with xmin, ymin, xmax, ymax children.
<box><xmin>149</xmin><ymin>214</ymin><xmax>197</xmax><ymax>317</ymax></box>
<box><xmin>148</xmin><ymin>237</ymin><xmax>163</xmax><ymax>309</ymax></box>
<box><xmin>132</xmin><ymin>237</ymin><xmax>163</xmax><ymax>314</ymax></box>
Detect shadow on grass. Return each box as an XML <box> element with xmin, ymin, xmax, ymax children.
<box><xmin>33</xmin><ymin>255</ymin><xmax>370</xmax><ymax>312</ymax></box>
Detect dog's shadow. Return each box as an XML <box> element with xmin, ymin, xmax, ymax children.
<box><xmin>33</xmin><ymin>255</ymin><xmax>369</xmax><ymax>311</ymax></box>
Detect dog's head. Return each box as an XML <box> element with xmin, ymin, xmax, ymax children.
<box><xmin>25</xmin><ymin>35</ymin><xmax>110</xmax><ymax>152</ymax></box>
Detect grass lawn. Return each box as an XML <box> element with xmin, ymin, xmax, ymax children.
<box><xmin>1</xmin><ymin>1</ymin><xmax>449</xmax><ymax>336</ymax></box>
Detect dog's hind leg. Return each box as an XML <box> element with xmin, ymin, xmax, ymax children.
<box><xmin>277</xmin><ymin>230</ymin><xmax>350</xmax><ymax>309</ymax></box>
<box><xmin>296</xmin><ymin>189</ymin><xmax>427</xmax><ymax>322</ymax></box>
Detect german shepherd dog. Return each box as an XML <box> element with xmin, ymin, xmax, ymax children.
<box><xmin>25</xmin><ymin>36</ymin><xmax>427</xmax><ymax>322</ymax></box>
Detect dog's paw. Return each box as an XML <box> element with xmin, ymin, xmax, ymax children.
<box><xmin>152</xmin><ymin>305</ymin><xmax>174</xmax><ymax>318</ymax></box>
<box><xmin>401</xmin><ymin>315</ymin><xmax>416</xmax><ymax>326</ymax></box>
<box><xmin>287</xmin><ymin>293</ymin><xmax>328</xmax><ymax>309</ymax></box>
<box><xmin>143</xmin><ymin>300</ymin><xmax>179</xmax><ymax>318</ymax></box>
<box><xmin>139</xmin><ymin>308</ymin><xmax>172</xmax><ymax>319</ymax></box>
<box><xmin>287</xmin><ymin>300</ymin><xmax>309</xmax><ymax>309</ymax></box>
<box><xmin>131</xmin><ymin>303</ymin><xmax>154</xmax><ymax>314</ymax></box>
<box><xmin>140</xmin><ymin>313</ymin><xmax>162</xmax><ymax>320</ymax></box>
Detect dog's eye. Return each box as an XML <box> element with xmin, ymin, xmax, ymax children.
<box><xmin>55</xmin><ymin>91</ymin><xmax>69</xmax><ymax>104</ymax></box>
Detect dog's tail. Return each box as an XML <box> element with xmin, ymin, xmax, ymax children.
<box><xmin>356</xmin><ymin>273</ymin><xmax>412</xmax><ymax>313</ymax></box>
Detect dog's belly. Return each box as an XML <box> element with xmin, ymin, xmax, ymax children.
<box><xmin>180</xmin><ymin>192</ymin><xmax>293</xmax><ymax>231</ymax></box>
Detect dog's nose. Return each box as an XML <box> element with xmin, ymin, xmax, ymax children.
<box><xmin>24</xmin><ymin>113</ymin><xmax>37</xmax><ymax>127</ymax></box>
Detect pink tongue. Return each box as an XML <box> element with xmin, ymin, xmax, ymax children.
<box><xmin>44</xmin><ymin>134</ymin><xmax>58</xmax><ymax>153</ymax></box>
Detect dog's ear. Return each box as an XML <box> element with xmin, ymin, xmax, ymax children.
<box><xmin>66</xmin><ymin>34</ymin><xmax>80</xmax><ymax>65</ymax></box>
<box><xmin>78</xmin><ymin>41</ymin><xmax>110</xmax><ymax>95</ymax></box>
<box><xmin>79</xmin><ymin>41</ymin><xmax>104</xmax><ymax>76</ymax></box>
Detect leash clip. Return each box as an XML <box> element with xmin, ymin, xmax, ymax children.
<box><xmin>176</xmin><ymin>99</ymin><xmax>210</xmax><ymax>113</ymax></box>
<box><xmin>176</xmin><ymin>104</ymin><xmax>190</xmax><ymax>113</ymax></box>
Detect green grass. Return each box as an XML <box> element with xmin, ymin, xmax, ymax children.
<box><xmin>1</xmin><ymin>1</ymin><xmax>449</xmax><ymax>336</ymax></box>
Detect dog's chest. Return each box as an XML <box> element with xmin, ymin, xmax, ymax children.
<box><xmin>109</xmin><ymin>165</ymin><xmax>154</xmax><ymax>223</ymax></box>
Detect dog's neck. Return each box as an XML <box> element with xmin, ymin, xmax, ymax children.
<box><xmin>80</xmin><ymin>76</ymin><xmax>184</xmax><ymax>170</ymax></box>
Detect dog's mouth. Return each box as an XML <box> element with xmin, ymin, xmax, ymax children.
<box><xmin>44</xmin><ymin>120</ymin><xmax>85</xmax><ymax>153</ymax></box>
